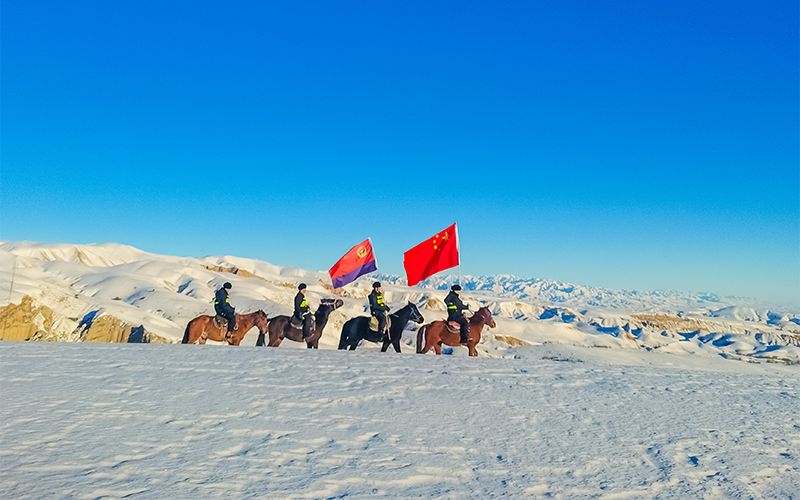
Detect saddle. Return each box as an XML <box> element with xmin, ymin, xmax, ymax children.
<box><xmin>214</xmin><ymin>315</ymin><xmax>228</xmax><ymax>329</ymax></box>
<box><xmin>290</xmin><ymin>315</ymin><xmax>314</xmax><ymax>333</ymax></box>
<box><xmin>368</xmin><ymin>314</ymin><xmax>392</xmax><ymax>333</ymax></box>
<box><xmin>214</xmin><ymin>315</ymin><xmax>238</xmax><ymax>330</ymax></box>
<box><xmin>445</xmin><ymin>321</ymin><xmax>462</xmax><ymax>334</ymax></box>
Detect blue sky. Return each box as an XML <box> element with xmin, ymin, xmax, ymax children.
<box><xmin>2</xmin><ymin>1</ymin><xmax>798</xmax><ymax>307</ymax></box>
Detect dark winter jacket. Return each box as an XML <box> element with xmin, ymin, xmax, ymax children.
<box><xmin>444</xmin><ymin>291</ymin><xmax>469</xmax><ymax>320</ymax></box>
<box><xmin>369</xmin><ymin>290</ymin><xmax>390</xmax><ymax>316</ymax></box>
<box><xmin>214</xmin><ymin>288</ymin><xmax>234</xmax><ymax>315</ymax></box>
<box><xmin>294</xmin><ymin>292</ymin><xmax>309</xmax><ymax>319</ymax></box>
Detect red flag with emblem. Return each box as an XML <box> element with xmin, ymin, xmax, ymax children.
<box><xmin>403</xmin><ymin>223</ymin><xmax>459</xmax><ymax>286</ymax></box>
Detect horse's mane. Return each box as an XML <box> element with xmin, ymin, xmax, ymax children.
<box><xmin>392</xmin><ymin>302</ymin><xmax>413</xmax><ymax>316</ymax></box>
<box><xmin>470</xmin><ymin>306</ymin><xmax>491</xmax><ymax>324</ymax></box>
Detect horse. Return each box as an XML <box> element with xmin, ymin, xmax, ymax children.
<box><xmin>182</xmin><ymin>310</ymin><xmax>269</xmax><ymax>345</ymax></box>
<box><xmin>416</xmin><ymin>306</ymin><xmax>496</xmax><ymax>357</ymax></box>
<box><xmin>256</xmin><ymin>298</ymin><xmax>344</xmax><ymax>348</ymax></box>
<box><xmin>338</xmin><ymin>302</ymin><xmax>425</xmax><ymax>353</ymax></box>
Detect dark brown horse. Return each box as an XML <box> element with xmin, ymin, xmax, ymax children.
<box><xmin>256</xmin><ymin>298</ymin><xmax>344</xmax><ymax>348</ymax></box>
<box><xmin>416</xmin><ymin>306</ymin><xmax>496</xmax><ymax>356</ymax></box>
<box><xmin>182</xmin><ymin>310</ymin><xmax>269</xmax><ymax>345</ymax></box>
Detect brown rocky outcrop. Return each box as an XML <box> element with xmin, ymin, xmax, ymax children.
<box><xmin>203</xmin><ymin>264</ymin><xmax>258</xmax><ymax>279</ymax></box>
<box><xmin>0</xmin><ymin>295</ymin><xmax>171</xmax><ymax>343</ymax></box>
<box><xmin>79</xmin><ymin>315</ymin><xmax>132</xmax><ymax>343</ymax></box>
<box><xmin>0</xmin><ymin>295</ymin><xmax>55</xmax><ymax>341</ymax></box>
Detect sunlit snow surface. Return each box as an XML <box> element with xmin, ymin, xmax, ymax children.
<box><xmin>1</xmin><ymin>342</ymin><xmax>798</xmax><ymax>498</ymax></box>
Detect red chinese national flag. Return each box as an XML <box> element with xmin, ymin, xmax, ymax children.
<box><xmin>403</xmin><ymin>223</ymin><xmax>460</xmax><ymax>286</ymax></box>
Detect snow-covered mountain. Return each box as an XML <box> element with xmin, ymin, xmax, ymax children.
<box><xmin>1</xmin><ymin>241</ymin><xmax>798</xmax><ymax>365</ymax></box>
<box><xmin>375</xmin><ymin>273</ymin><xmax>796</xmax><ymax>318</ymax></box>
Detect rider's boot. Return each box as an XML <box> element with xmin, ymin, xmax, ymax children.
<box><xmin>460</xmin><ymin>326</ymin><xmax>470</xmax><ymax>345</ymax></box>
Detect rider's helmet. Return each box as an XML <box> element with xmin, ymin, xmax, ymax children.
<box><xmin>451</xmin><ymin>284</ymin><xmax>462</xmax><ymax>291</ymax></box>
<box><xmin>373</xmin><ymin>281</ymin><xmax>381</xmax><ymax>289</ymax></box>
<box><xmin>223</xmin><ymin>282</ymin><xmax>232</xmax><ymax>289</ymax></box>
<box><xmin>298</xmin><ymin>283</ymin><xmax>307</xmax><ymax>291</ymax></box>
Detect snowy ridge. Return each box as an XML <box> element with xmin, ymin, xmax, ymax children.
<box><xmin>1</xmin><ymin>241</ymin><xmax>799</xmax><ymax>366</ymax></box>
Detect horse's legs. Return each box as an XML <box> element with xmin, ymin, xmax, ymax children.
<box><xmin>348</xmin><ymin>342</ymin><xmax>357</xmax><ymax>351</ymax></box>
<box><xmin>380</xmin><ymin>337</ymin><xmax>390</xmax><ymax>352</ymax></box>
<box><xmin>392</xmin><ymin>338</ymin><xmax>401</xmax><ymax>353</ymax></box>
<box><xmin>256</xmin><ymin>333</ymin><xmax>266</xmax><ymax>346</ymax></box>
<box><xmin>268</xmin><ymin>335</ymin><xmax>283</xmax><ymax>347</ymax></box>
<box><xmin>468</xmin><ymin>344</ymin><xmax>478</xmax><ymax>356</ymax></box>
<box><xmin>433</xmin><ymin>342</ymin><xmax>442</xmax><ymax>355</ymax></box>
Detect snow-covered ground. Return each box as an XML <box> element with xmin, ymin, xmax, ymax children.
<box><xmin>1</xmin><ymin>342</ymin><xmax>798</xmax><ymax>498</ymax></box>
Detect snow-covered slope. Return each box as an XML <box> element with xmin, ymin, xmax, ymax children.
<box><xmin>1</xmin><ymin>241</ymin><xmax>798</xmax><ymax>365</ymax></box>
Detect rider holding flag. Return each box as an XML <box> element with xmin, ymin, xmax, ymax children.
<box><xmin>368</xmin><ymin>281</ymin><xmax>391</xmax><ymax>337</ymax></box>
<box><xmin>444</xmin><ymin>284</ymin><xmax>470</xmax><ymax>344</ymax></box>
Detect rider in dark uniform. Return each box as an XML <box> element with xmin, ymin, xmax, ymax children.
<box><xmin>444</xmin><ymin>284</ymin><xmax>470</xmax><ymax>344</ymax></box>
<box><xmin>214</xmin><ymin>282</ymin><xmax>236</xmax><ymax>338</ymax></box>
<box><xmin>368</xmin><ymin>281</ymin><xmax>391</xmax><ymax>337</ymax></box>
<box><xmin>293</xmin><ymin>283</ymin><xmax>313</xmax><ymax>338</ymax></box>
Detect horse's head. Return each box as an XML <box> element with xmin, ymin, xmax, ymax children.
<box><xmin>316</xmin><ymin>298</ymin><xmax>344</xmax><ymax>321</ymax></box>
<box><xmin>253</xmin><ymin>310</ymin><xmax>269</xmax><ymax>333</ymax></box>
<box><xmin>407</xmin><ymin>301</ymin><xmax>425</xmax><ymax>324</ymax></box>
<box><xmin>475</xmin><ymin>306</ymin><xmax>496</xmax><ymax>328</ymax></box>
<box><xmin>320</xmin><ymin>298</ymin><xmax>344</xmax><ymax>310</ymax></box>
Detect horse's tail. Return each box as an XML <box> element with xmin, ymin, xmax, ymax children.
<box><xmin>416</xmin><ymin>324</ymin><xmax>428</xmax><ymax>354</ymax></box>
<box><xmin>181</xmin><ymin>321</ymin><xmax>192</xmax><ymax>344</ymax></box>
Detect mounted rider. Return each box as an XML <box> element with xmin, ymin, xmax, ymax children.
<box><xmin>368</xmin><ymin>281</ymin><xmax>391</xmax><ymax>337</ymax></box>
<box><xmin>444</xmin><ymin>284</ymin><xmax>470</xmax><ymax>344</ymax></box>
<box><xmin>293</xmin><ymin>283</ymin><xmax>314</xmax><ymax>338</ymax></box>
<box><xmin>214</xmin><ymin>282</ymin><xmax>236</xmax><ymax>339</ymax></box>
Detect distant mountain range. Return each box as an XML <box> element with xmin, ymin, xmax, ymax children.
<box><xmin>373</xmin><ymin>273</ymin><xmax>794</xmax><ymax>318</ymax></box>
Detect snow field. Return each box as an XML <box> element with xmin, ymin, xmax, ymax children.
<box><xmin>1</xmin><ymin>342</ymin><xmax>798</xmax><ymax>499</ymax></box>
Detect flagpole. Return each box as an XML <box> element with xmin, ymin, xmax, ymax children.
<box><xmin>456</xmin><ymin>222</ymin><xmax>461</xmax><ymax>287</ymax></box>
<box><xmin>369</xmin><ymin>237</ymin><xmax>377</xmax><ymax>276</ymax></box>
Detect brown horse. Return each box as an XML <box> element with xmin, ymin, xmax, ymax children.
<box><xmin>257</xmin><ymin>298</ymin><xmax>344</xmax><ymax>348</ymax></box>
<box><xmin>416</xmin><ymin>306</ymin><xmax>496</xmax><ymax>356</ymax></box>
<box><xmin>182</xmin><ymin>310</ymin><xmax>269</xmax><ymax>345</ymax></box>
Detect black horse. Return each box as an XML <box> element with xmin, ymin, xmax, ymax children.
<box><xmin>338</xmin><ymin>302</ymin><xmax>424</xmax><ymax>352</ymax></box>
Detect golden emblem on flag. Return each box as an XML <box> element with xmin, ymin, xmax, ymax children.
<box><xmin>356</xmin><ymin>246</ymin><xmax>368</xmax><ymax>258</ymax></box>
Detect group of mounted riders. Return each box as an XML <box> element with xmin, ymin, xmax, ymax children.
<box><xmin>200</xmin><ymin>279</ymin><xmax>493</xmax><ymax>355</ymax></box>
<box><xmin>216</xmin><ymin>280</ymin><xmax>472</xmax><ymax>344</ymax></box>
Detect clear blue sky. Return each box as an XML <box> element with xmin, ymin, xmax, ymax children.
<box><xmin>1</xmin><ymin>1</ymin><xmax>798</xmax><ymax>307</ymax></box>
